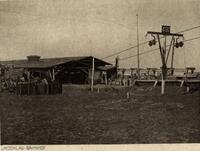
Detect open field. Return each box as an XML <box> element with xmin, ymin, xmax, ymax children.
<box><xmin>0</xmin><ymin>84</ymin><xmax>199</xmax><ymax>144</ymax></box>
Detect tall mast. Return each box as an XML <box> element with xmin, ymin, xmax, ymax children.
<box><xmin>136</xmin><ymin>14</ymin><xmax>140</xmax><ymax>79</ymax></box>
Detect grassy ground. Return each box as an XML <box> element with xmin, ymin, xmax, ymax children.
<box><xmin>0</xmin><ymin>84</ymin><xmax>199</xmax><ymax>144</ymax></box>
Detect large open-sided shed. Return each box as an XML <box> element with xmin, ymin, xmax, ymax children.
<box><xmin>1</xmin><ymin>55</ymin><xmax>112</xmax><ymax>84</ymax></box>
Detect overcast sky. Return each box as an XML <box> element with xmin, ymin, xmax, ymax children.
<box><xmin>0</xmin><ymin>0</ymin><xmax>199</xmax><ymax>70</ymax></box>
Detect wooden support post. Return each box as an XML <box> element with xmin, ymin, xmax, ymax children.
<box><xmin>180</xmin><ymin>80</ymin><xmax>184</xmax><ymax>87</ymax></box>
<box><xmin>136</xmin><ymin>14</ymin><xmax>140</xmax><ymax>80</ymax></box>
<box><xmin>52</xmin><ymin>69</ymin><xmax>55</xmax><ymax>81</ymax></box>
<box><xmin>91</xmin><ymin>57</ymin><xmax>95</xmax><ymax>92</ymax></box>
<box><xmin>171</xmin><ymin>37</ymin><xmax>175</xmax><ymax>75</ymax></box>
<box><xmin>161</xmin><ymin>80</ymin><xmax>165</xmax><ymax>95</ymax></box>
<box><xmin>153</xmin><ymin>80</ymin><xmax>158</xmax><ymax>87</ymax></box>
<box><xmin>27</xmin><ymin>71</ymin><xmax>30</xmax><ymax>82</ymax></box>
<box><xmin>105</xmin><ymin>72</ymin><xmax>108</xmax><ymax>85</ymax></box>
<box><xmin>27</xmin><ymin>71</ymin><xmax>30</xmax><ymax>95</ymax></box>
<box><xmin>147</xmin><ymin>27</ymin><xmax>184</xmax><ymax>95</ymax></box>
<box><xmin>48</xmin><ymin>70</ymin><xmax>52</xmax><ymax>81</ymax></box>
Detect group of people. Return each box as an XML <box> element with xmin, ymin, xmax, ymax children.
<box><xmin>0</xmin><ymin>70</ymin><xmax>52</xmax><ymax>93</ymax></box>
<box><xmin>0</xmin><ymin>79</ymin><xmax>16</xmax><ymax>92</ymax></box>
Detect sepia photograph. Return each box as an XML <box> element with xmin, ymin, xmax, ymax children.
<box><xmin>0</xmin><ymin>0</ymin><xmax>199</xmax><ymax>149</ymax></box>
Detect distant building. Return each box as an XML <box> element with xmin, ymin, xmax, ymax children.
<box><xmin>1</xmin><ymin>55</ymin><xmax>115</xmax><ymax>84</ymax></box>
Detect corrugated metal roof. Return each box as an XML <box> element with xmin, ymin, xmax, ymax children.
<box><xmin>1</xmin><ymin>56</ymin><xmax>110</xmax><ymax>69</ymax></box>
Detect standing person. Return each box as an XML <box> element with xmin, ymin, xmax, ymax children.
<box><xmin>22</xmin><ymin>72</ymin><xmax>28</xmax><ymax>81</ymax></box>
<box><xmin>41</xmin><ymin>78</ymin><xmax>48</xmax><ymax>94</ymax></box>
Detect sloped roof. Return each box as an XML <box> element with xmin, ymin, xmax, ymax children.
<box><xmin>1</xmin><ymin>56</ymin><xmax>111</xmax><ymax>69</ymax></box>
<box><xmin>97</xmin><ymin>65</ymin><xmax>116</xmax><ymax>71</ymax></box>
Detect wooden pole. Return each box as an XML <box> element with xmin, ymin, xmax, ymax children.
<box><xmin>136</xmin><ymin>14</ymin><xmax>140</xmax><ymax>79</ymax></box>
<box><xmin>161</xmin><ymin>36</ymin><xmax>167</xmax><ymax>95</ymax></box>
<box><xmin>157</xmin><ymin>34</ymin><xmax>166</xmax><ymax>95</ymax></box>
<box><xmin>147</xmin><ymin>27</ymin><xmax>184</xmax><ymax>95</ymax></box>
<box><xmin>52</xmin><ymin>68</ymin><xmax>55</xmax><ymax>81</ymax></box>
<box><xmin>171</xmin><ymin>38</ymin><xmax>175</xmax><ymax>75</ymax></box>
<box><xmin>105</xmin><ymin>72</ymin><xmax>108</xmax><ymax>85</ymax></box>
<box><xmin>27</xmin><ymin>71</ymin><xmax>30</xmax><ymax>95</ymax></box>
<box><xmin>91</xmin><ymin>57</ymin><xmax>94</xmax><ymax>92</ymax></box>
<box><xmin>161</xmin><ymin>80</ymin><xmax>165</xmax><ymax>95</ymax></box>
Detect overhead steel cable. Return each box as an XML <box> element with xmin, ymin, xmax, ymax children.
<box><xmin>118</xmin><ymin>36</ymin><xmax>200</xmax><ymax>62</ymax></box>
<box><xmin>102</xmin><ymin>25</ymin><xmax>200</xmax><ymax>60</ymax></box>
<box><xmin>102</xmin><ymin>41</ymin><xmax>147</xmax><ymax>60</ymax></box>
<box><xmin>102</xmin><ymin>41</ymin><xmax>147</xmax><ymax>59</ymax></box>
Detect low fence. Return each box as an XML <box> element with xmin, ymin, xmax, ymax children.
<box><xmin>16</xmin><ymin>81</ymin><xmax>62</xmax><ymax>95</ymax></box>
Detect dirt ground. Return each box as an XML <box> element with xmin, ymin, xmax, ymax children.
<box><xmin>0</xmin><ymin>84</ymin><xmax>199</xmax><ymax>144</ymax></box>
